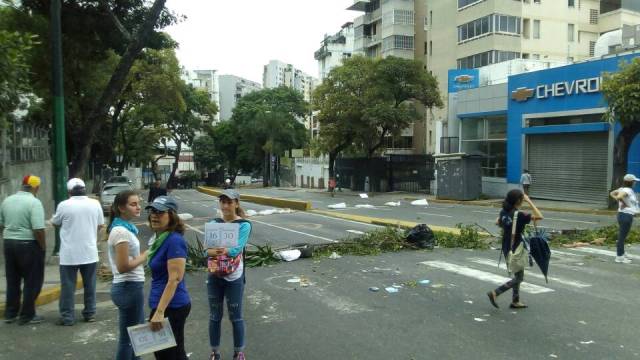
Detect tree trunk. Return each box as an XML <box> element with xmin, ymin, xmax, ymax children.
<box><xmin>609</xmin><ymin>123</ymin><xmax>640</xmax><ymax>208</ymax></box>
<box><xmin>69</xmin><ymin>0</ymin><xmax>167</xmax><ymax>177</ymax></box>
<box><xmin>367</xmin><ymin>129</ymin><xmax>389</xmax><ymax>158</ymax></box>
<box><xmin>167</xmin><ymin>142</ymin><xmax>181</xmax><ymax>189</ymax></box>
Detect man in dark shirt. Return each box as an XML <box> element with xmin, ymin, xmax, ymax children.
<box><xmin>148</xmin><ymin>180</ymin><xmax>167</xmax><ymax>203</ymax></box>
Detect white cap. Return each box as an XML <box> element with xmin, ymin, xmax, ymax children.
<box><xmin>225</xmin><ymin>178</ymin><xmax>231</xmax><ymax>183</ymax></box>
<box><xmin>67</xmin><ymin>178</ymin><xmax>86</xmax><ymax>191</ymax></box>
<box><xmin>624</xmin><ymin>174</ymin><xmax>640</xmax><ymax>182</ymax></box>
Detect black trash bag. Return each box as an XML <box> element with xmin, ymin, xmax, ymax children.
<box><xmin>406</xmin><ymin>224</ymin><xmax>436</xmax><ymax>250</ymax></box>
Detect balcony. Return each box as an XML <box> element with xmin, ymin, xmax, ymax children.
<box><xmin>347</xmin><ymin>0</ymin><xmax>370</xmax><ymax>12</ymax></box>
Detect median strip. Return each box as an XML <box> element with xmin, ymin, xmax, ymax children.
<box><xmin>197</xmin><ymin>186</ymin><xmax>312</xmax><ymax>211</ymax></box>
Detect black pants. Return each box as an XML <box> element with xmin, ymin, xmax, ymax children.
<box><xmin>494</xmin><ymin>270</ymin><xmax>524</xmax><ymax>303</ymax></box>
<box><xmin>150</xmin><ymin>303</ymin><xmax>191</xmax><ymax>360</ymax></box>
<box><xmin>3</xmin><ymin>240</ymin><xmax>45</xmax><ymax>320</ymax></box>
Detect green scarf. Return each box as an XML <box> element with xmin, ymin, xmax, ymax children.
<box><xmin>147</xmin><ymin>231</ymin><xmax>170</xmax><ymax>265</ymax></box>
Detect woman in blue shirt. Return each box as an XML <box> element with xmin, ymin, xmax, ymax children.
<box><xmin>146</xmin><ymin>196</ymin><xmax>191</xmax><ymax>360</ymax></box>
<box><xmin>207</xmin><ymin>190</ymin><xmax>251</xmax><ymax>360</ymax></box>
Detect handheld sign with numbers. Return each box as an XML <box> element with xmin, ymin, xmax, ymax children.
<box><xmin>127</xmin><ymin>319</ymin><xmax>176</xmax><ymax>356</ymax></box>
<box><xmin>204</xmin><ymin>222</ymin><xmax>240</xmax><ymax>248</ymax></box>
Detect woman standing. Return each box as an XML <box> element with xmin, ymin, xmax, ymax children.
<box><xmin>610</xmin><ymin>174</ymin><xmax>640</xmax><ymax>264</ymax></box>
<box><xmin>207</xmin><ymin>189</ymin><xmax>252</xmax><ymax>360</ymax></box>
<box><xmin>108</xmin><ymin>191</ymin><xmax>148</xmax><ymax>360</ymax></box>
<box><xmin>146</xmin><ymin>196</ymin><xmax>191</xmax><ymax>360</ymax></box>
<box><xmin>487</xmin><ymin>190</ymin><xmax>543</xmax><ymax>309</ymax></box>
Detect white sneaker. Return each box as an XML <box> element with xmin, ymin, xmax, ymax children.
<box><xmin>615</xmin><ymin>256</ymin><xmax>632</xmax><ymax>264</ymax></box>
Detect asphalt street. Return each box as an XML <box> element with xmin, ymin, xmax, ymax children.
<box><xmin>1</xmin><ymin>189</ymin><xmax>638</xmax><ymax>360</ymax></box>
<box><xmin>234</xmin><ymin>188</ymin><xmax>616</xmax><ymax>232</ymax></box>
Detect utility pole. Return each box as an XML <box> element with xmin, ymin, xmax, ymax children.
<box><xmin>51</xmin><ymin>0</ymin><xmax>68</xmax><ymax>255</ymax></box>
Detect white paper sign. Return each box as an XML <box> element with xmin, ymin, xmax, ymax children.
<box><xmin>204</xmin><ymin>222</ymin><xmax>240</xmax><ymax>248</ymax></box>
<box><xmin>127</xmin><ymin>319</ymin><xmax>176</xmax><ymax>356</ymax></box>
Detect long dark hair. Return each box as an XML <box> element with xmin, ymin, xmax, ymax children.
<box><xmin>108</xmin><ymin>190</ymin><xmax>139</xmax><ymax>233</ymax></box>
<box><xmin>502</xmin><ymin>189</ymin><xmax>524</xmax><ymax>214</ymax></box>
<box><xmin>148</xmin><ymin>210</ymin><xmax>185</xmax><ymax>235</ymax></box>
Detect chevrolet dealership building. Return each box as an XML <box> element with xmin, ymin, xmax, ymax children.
<box><xmin>448</xmin><ymin>53</ymin><xmax>640</xmax><ymax>204</ymax></box>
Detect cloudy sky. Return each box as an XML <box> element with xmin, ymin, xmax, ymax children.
<box><xmin>164</xmin><ymin>0</ymin><xmax>356</xmax><ymax>83</ymax></box>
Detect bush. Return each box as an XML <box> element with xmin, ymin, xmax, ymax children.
<box><xmin>550</xmin><ymin>225</ymin><xmax>640</xmax><ymax>247</ymax></box>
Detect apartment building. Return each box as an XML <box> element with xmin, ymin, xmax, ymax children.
<box><xmin>218</xmin><ymin>75</ymin><xmax>262</xmax><ymax>121</ymax></box>
<box><xmin>315</xmin><ymin>22</ymin><xmax>355</xmax><ymax>79</ymax></box>
<box><xmin>428</xmin><ymin>0</ymin><xmax>640</xmax><ymax>149</ymax></box>
<box><xmin>181</xmin><ymin>69</ymin><xmax>221</xmax><ymax>124</ymax></box>
<box><xmin>344</xmin><ymin>0</ymin><xmax>640</xmax><ymax>154</ymax></box>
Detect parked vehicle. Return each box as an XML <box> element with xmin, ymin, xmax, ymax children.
<box><xmin>100</xmin><ymin>184</ymin><xmax>133</xmax><ymax>213</ymax></box>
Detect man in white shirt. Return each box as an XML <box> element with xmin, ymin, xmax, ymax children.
<box><xmin>610</xmin><ymin>174</ymin><xmax>640</xmax><ymax>264</ymax></box>
<box><xmin>51</xmin><ymin>178</ymin><xmax>105</xmax><ymax>325</ymax></box>
<box><xmin>520</xmin><ymin>170</ymin><xmax>532</xmax><ymax>195</ymax></box>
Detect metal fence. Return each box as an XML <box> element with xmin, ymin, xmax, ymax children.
<box><xmin>1</xmin><ymin>122</ymin><xmax>51</xmax><ymax>178</ymax></box>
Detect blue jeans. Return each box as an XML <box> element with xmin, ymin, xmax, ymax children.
<box><xmin>59</xmin><ymin>262</ymin><xmax>97</xmax><ymax>323</ymax></box>
<box><xmin>617</xmin><ymin>212</ymin><xmax>634</xmax><ymax>256</ymax></box>
<box><xmin>207</xmin><ymin>274</ymin><xmax>245</xmax><ymax>352</ymax></box>
<box><xmin>111</xmin><ymin>281</ymin><xmax>145</xmax><ymax>360</ymax></box>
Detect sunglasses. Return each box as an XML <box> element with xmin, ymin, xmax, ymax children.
<box><xmin>148</xmin><ymin>208</ymin><xmax>168</xmax><ymax>215</ymax></box>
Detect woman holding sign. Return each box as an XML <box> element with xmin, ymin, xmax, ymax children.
<box><xmin>146</xmin><ymin>196</ymin><xmax>191</xmax><ymax>360</ymax></box>
<box><xmin>108</xmin><ymin>191</ymin><xmax>148</xmax><ymax>360</ymax></box>
<box><xmin>206</xmin><ymin>189</ymin><xmax>251</xmax><ymax>360</ymax></box>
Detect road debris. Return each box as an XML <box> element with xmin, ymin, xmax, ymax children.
<box><xmin>385</xmin><ymin>287</ymin><xmax>399</xmax><ymax>293</ymax></box>
<box><xmin>411</xmin><ymin>199</ymin><xmax>429</xmax><ymax>206</ymax></box>
<box><xmin>329</xmin><ymin>252</ymin><xmax>342</xmax><ymax>260</ymax></box>
<box><xmin>328</xmin><ymin>203</ymin><xmax>347</xmax><ymax>209</ymax></box>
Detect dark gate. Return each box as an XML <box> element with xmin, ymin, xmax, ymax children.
<box><xmin>335</xmin><ymin>155</ymin><xmax>434</xmax><ymax>193</ymax></box>
<box><xmin>388</xmin><ymin>154</ymin><xmax>434</xmax><ymax>193</ymax></box>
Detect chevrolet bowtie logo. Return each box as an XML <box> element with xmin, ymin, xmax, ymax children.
<box><xmin>454</xmin><ymin>75</ymin><xmax>474</xmax><ymax>83</ymax></box>
<box><xmin>511</xmin><ymin>87</ymin><xmax>534</xmax><ymax>102</ymax></box>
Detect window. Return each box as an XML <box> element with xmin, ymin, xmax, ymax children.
<box><xmin>523</xmin><ymin>18</ymin><xmax>530</xmax><ymax>38</ymax></box>
<box><xmin>429</xmin><ymin>41</ymin><xmax>433</xmax><ymax>56</ymax></box>
<box><xmin>460</xmin><ymin>116</ymin><xmax>507</xmax><ymax>177</ymax></box>
<box><xmin>532</xmin><ymin>53</ymin><xmax>540</xmax><ymax>59</ymax></box>
<box><xmin>383</xmin><ymin>10</ymin><xmax>415</xmax><ymax>26</ymax></box>
<box><xmin>458</xmin><ymin>0</ymin><xmax>484</xmax><ymax>9</ymax></box>
<box><xmin>568</xmin><ymin>23</ymin><xmax>575</xmax><ymax>42</ymax></box>
<box><xmin>589</xmin><ymin>9</ymin><xmax>599</xmax><ymax>24</ymax></box>
<box><xmin>533</xmin><ymin>20</ymin><xmax>540</xmax><ymax>39</ymax></box>
<box><xmin>534</xmin><ymin>0</ymin><xmax>541</xmax><ymax>3</ymax></box>
<box><xmin>568</xmin><ymin>0</ymin><xmax>575</xmax><ymax>7</ymax></box>
<box><xmin>458</xmin><ymin>13</ymin><xmax>520</xmax><ymax>43</ymax></box>
<box><xmin>589</xmin><ymin>41</ymin><xmax>596</xmax><ymax>56</ymax></box>
<box><xmin>456</xmin><ymin>50</ymin><xmax>520</xmax><ymax>69</ymax></box>
<box><xmin>383</xmin><ymin>35</ymin><xmax>414</xmax><ymax>51</ymax></box>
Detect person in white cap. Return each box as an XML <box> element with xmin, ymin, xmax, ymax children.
<box><xmin>610</xmin><ymin>174</ymin><xmax>640</xmax><ymax>264</ymax></box>
<box><xmin>50</xmin><ymin>178</ymin><xmax>105</xmax><ymax>325</ymax></box>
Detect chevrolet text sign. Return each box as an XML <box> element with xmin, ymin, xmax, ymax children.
<box><xmin>535</xmin><ymin>77</ymin><xmax>601</xmax><ymax>100</ymax></box>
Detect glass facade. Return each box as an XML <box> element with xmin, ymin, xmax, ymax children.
<box><xmin>460</xmin><ymin>116</ymin><xmax>507</xmax><ymax>177</ymax></box>
<box><xmin>458</xmin><ymin>14</ymin><xmax>521</xmax><ymax>43</ymax></box>
<box><xmin>457</xmin><ymin>50</ymin><xmax>520</xmax><ymax>69</ymax></box>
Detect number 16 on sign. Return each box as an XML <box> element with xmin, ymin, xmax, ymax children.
<box><xmin>204</xmin><ymin>222</ymin><xmax>239</xmax><ymax>248</ymax></box>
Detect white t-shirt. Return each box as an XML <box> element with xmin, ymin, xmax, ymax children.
<box><xmin>51</xmin><ymin>196</ymin><xmax>104</xmax><ymax>265</ymax></box>
<box><xmin>618</xmin><ymin>187</ymin><xmax>640</xmax><ymax>215</ymax></box>
<box><xmin>107</xmin><ymin>226</ymin><xmax>145</xmax><ymax>283</ymax></box>
<box><xmin>520</xmin><ymin>173</ymin><xmax>532</xmax><ymax>185</ymax></box>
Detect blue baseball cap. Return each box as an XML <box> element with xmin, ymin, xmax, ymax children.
<box><xmin>145</xmin><ymin>195</ymin><xmax>179</xmax><ymax>212</ymax></box>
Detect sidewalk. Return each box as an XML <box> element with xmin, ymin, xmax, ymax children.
<box><xmin>268</xmin><ymin>187</ymin><xmax>615</xmax><ymax>215</ymax></box>
<box><xmin>0</xmin><ymin>225</ymin><xmax>99</xmax><ymax>317</ymax></box>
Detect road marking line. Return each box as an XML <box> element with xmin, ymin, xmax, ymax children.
<box><xmin>550</xmin><ymin>250</ymin><xmax>585</xmax><ymax>258</ymax></box>
<box><xmin>419</xmin><ymin>261</ymin><xmax>554</xmax><ymax>294</ymax></box>
<box><xmin>184</xmin><ymin>223</ymin><xmax>204</xmax><ymax>234</ymax></box>
<box><xmin>251</xmin><ymin>219</ymin><xmax>338</xmax><ymax>243</ymax></box>
<box><xmin>472</xmin><ymin>210</ymin><xmax>496</xmax><ymax>215</ymax></box>
<box><xmin>571</xmin><ymin>247</ymin><xmax>640</xmax><ymax>260</ymax></box>
<box><xmin>469</xmin><ymin>258</ymin><xmax>591</xmax><ymax>288</ymax></box>
<box><xmin>417</xmin><ymin>212</ymin><xmax>453</xmax><ymax>218</ymax></box>
<box><xmin>305</xmin><ymin>212</ymin><xmax>380</xmax><ymax>228</ymax></box>
<box><xmin>346</xmin><ymin>230</ymin><xmax>365</xmax><ymax>235</ymax></box>
<box><xmin>543</xmin><ymin>217</ymin><xmax>598</xmax><ymax>225</ymax></box>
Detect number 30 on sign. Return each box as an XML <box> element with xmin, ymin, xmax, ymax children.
<box><xmin>204</xmin><ymin>222</ymin><xmax>239</xmax><ymax>248</ymax></box>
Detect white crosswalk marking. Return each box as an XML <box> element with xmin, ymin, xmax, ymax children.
<box><xmin>572</xmin><ymin>247</ymin><xmax>640</xmax><ymax>260</ymax></box>
<box><xmin>420</xmin><ymin>261</ymin><xmax>554</xmax><ymax>294</ymax></box>
<box><xmin>469</xmin><ymin>258</ymin><xmax>592</xmax><ymax>288</ymax></box>
<box><xmin>550</xmin><ymin>249</ymin><xmax>585</xmax><ymax>258</ymax></box>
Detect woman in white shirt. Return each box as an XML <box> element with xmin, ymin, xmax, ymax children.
<box><xmin>107</xmin><ymin>190</ymin><xmax>148</xmax><ymax>360</ymax></box>
<box><xmin>610</xmin><ymin>174</ymin><xmax>640</xmax><ymax>264</ymax></box>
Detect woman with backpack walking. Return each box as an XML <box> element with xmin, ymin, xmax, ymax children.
<box><xmin>207</xmin><ymin>189</ymin><xmax>252</xmax><ymax>360</ymax></box>
<box><xmin>107</xmin><ymin>190</ymin><xmax>148</xmax><ymax>360</ymax></box>
<box><xmin>487</xmin><ymin>189</ymin><xmax>543</xmax><ymax>309</ymax></box>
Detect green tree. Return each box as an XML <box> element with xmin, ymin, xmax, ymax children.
<box><xmin>231</xmin><ymin>87</ymin><xmax>309</xmax><ymax>186</ymax></box>
<box><xmin>2</xmin><ymin>0</ymin><xmax>178</xmax><ymax>177</ymax></box>
<box><xmin>0</xmin><ymin>27</ymin><xmax>36</xmax><ymax>127</ymax></box>
<box><xmin>602</xmin><ymin>57</ymin><xmax>640</xmax><ymax>205</ymax></box>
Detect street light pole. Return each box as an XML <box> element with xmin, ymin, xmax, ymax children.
<box><xmin>51</xmin><ymin>0</ymin><xmax>68</xmax><ymax>255</ymax></box>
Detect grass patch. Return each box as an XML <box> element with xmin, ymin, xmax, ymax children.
<box><xmin>434</xmin><ymin>224</ymin><xmax>490</xmax><ymax>250</ymax></box>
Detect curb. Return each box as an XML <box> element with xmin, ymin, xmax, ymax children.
<box><xmin>310</xmin><ymin>210</ymin><xmax>473</xmax><ymax>235</ymax></box>
<box><xmin>197</xmin><ymin>186</ymin><xmax>312</xmax><ymax>211</ymax></box>
<box><xmin>403</xmin><ymin>197</ymin><xmax>615</xmax><ymax>216</ymax></box>
<box><xmin>0</xmin><ymin>279</ymin><xmax>83</xmax><ymax>318</ymax></box>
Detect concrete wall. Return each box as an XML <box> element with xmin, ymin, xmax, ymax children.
<box><xmin>481</xmin><ymin>176</ymin><xmax>519</xmax><ymax>198</ymax></box>
<box><xmin>0</xmin><ymin>160</ymin><xmax>55</xmax><ymax>217</ymax></box>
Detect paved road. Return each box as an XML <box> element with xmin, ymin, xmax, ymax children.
<box><xmin>235</xmin><ymin>187</ymin><xmax>616</xmax><ymax>231</ymax></box>
<box><xmin>2</xmin><ymin>190</ymin><xmax>638</xmax><ymax>359</ymax></box>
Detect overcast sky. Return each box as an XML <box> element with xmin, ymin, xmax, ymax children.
<box><xmin>164</xmin><ymin>0</ymin><xmax>356</xmax><ymax>84</ymax></box>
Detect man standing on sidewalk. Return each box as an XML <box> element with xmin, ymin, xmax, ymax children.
<box><xmin>0</xmin><ymin>175</ymin><xmax>46</xmax><ymax>325</ymax></box>
<box><xmin>51</xmin><ymin>178</ymin><xmax>104</xmax><ymax>325</ymax></box>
